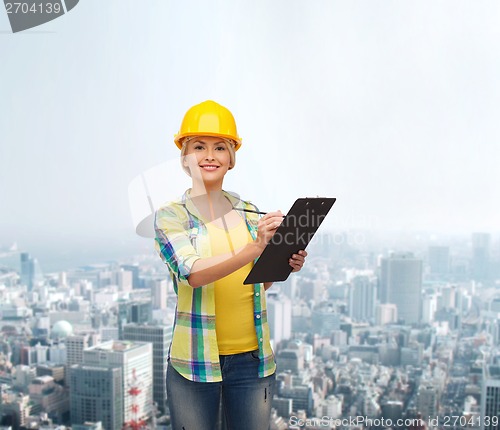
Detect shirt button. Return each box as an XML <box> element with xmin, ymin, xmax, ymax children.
<box><xmin>255</xmin><ymin>292</ymin><xmax>260</xmax><ymax>297</ymax></box>
<box><xmin>256</xmin><ymin>315</ymin><xmax>261</xmax><ymax>319</ymax></box>
<box><xmin>259</xmin><ymin>338</ymin><xmax>263</xmax><ymax>342</ymax></box>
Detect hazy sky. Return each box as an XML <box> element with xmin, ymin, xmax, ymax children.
<box><xmin>1</xmin><ymin>1</ymin><xmax>499</xmax><ymax>262</ymax></box>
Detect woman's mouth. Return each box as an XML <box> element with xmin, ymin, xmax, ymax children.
<box><xmin>200</xmin><ymin>165</ymin><xmax>219</xmax><ymax>171</ymax></box>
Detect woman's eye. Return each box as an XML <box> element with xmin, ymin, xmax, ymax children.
<box><xmin>215</xmin><ymin>146</ymin><xmax>225</xmax><ymax>151</ymax></box>
<box><xmin>194</xmin><ymin>145</ymin><xmax>204</xmax><ymax>150</ymax></box>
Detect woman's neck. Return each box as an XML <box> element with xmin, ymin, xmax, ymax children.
<box><xmin>190</xmin><ymin>179</ymin><xmax>223</xmax><ymax>196</ymax></box>
<box><xmin>188</xmin><ymin>185</ymin><xmax>232</xmax><ymax>222</ymax></box>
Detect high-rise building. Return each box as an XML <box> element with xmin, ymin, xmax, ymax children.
<box><xmin>83</xmin><ymin>340</ymin><xmax>153</xmax><ymax>425</ymax></box>
<box><xmin>117</xmin><ymin>301</ymin><xmax>152</xmax><ymax>339</ymax></box>
<box><xmin>379</xmin><ymin>253</ymin><xmax>422</xmax><ymax>325</ymax></box>
<box><xmin>150</xmin><ymin>279</ymin><xmax>168</xmax><ymax>310</ymax></box>
<box><xmin>65</xmin><ymin>333</ymin><xmax>100</xmax><ymax>388</ymax></box>
<box><xmin>472</xmin><ymin>233</ymin><xmax>491</xmax><ymax>281</ymax></box>
<box><xmin>481</xmin><ymin>364</ymin><xmax>500</xmax><ymax>430</ymax></box>
<box><xmin>421</xmin><ymin>294</ymin><xmax>437</xmax><ymax>324</ymax></box>
<box><xmin>416</xmin><ymin>384</ymin><xmax>438</xmax><ymax>419</ymax></box>
<box><xmin>20</xmin><ymin>252</ymin><xmax>36</xmax><ymax>292</ymax></box>
<box><xmin>69</xmin><ymin>365</ymin><xmax>123</xmax><ymax>430</ymax></box>
<box><xmin>115</xmin><ymin>269</ymin><xmax>133</xmax><ymax>293</ymax></box>
<box><xmin>122</xmin><ymin>324</ymin><xmax>172</xmax><ymax>414</ymax></box>
<box><xmin>121</xmin><ymin>264</ymin><xmax>140</xmax><ymax>289</ymax></box>
<box><xmin>348</xmin><ymin>275</ymin><xmax>376</xmax><ymax>322</ymax></box>
<box><xmin>267</xmin><ymin>293</ymin><xmax>292</xmax><ymax>345</ymax></box>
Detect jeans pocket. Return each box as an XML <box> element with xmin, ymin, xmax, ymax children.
<box><xmin>249</xmin><ymin>350</ymin><xmax>260</xmax><ymax>361</ymax></box>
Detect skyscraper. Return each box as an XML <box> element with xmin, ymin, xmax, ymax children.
<box><xmin>379</xmin><ymin>253</ymin><xmax>422</xmax><ymax>325</ymax></box>
<box><xmin>417</xmin><ymin>384</ymin><xmax>438</xmax><ymax>420</ymax></box>
<box><xmin>20</xmin><ymin>252</ymin><xmax>36</xmax><ymax>292</ymax></box>
<box><xmin>481</xmin><ymin>364</ymin><xmax>500</xmax><ymax>430</ymax></box>
<box><xmin>83</xmin><ymin>340</ymin><xmax>153</xmax><ymax>425</ymax></box>
<box><xmin>121</xmin><ymin>264</ymin><xmax>140</xmax><ymax>289</ymax></box>
<box><xmin>472</xmin><ymin>232</ymin><xmax>491</xmax><ymax>282</ymax></box>
<box><xmin>267</xmin><ymin>293</ymin><xmax>292</xmax><ymax>345</ymax></box>
<box><xmin>150</xmin><ymin>279</ymin><xmax>168</xmax><ymax>310</ymax></box>
<box><xmin>122</xmin><ymin>324</ymin><xmax>172</xmax><ymax>414</ymax></box>
<box><xmin>69</xmin><ymin>365</ymin><xmax>123</xmax><ymax>430</ymax></box>
<box><xmin>65</xmin><ymin>333</ymin><xmax>101</xmax><ymax>387</ymax></box>
<box><xmin>117</xmin><ymin>301</ymin><xmax>152</xmax><ymax>339</ymax></box>
<box><xmin>348</xmin><ymin>275</ymin><xmax>377</xmax><ymax>322</ymax></box>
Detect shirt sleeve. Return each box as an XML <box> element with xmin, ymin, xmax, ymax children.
<box><xmin>154</xmin><ymin>205</ymin><xmax>201</xmax><ymax>284</ymax></box>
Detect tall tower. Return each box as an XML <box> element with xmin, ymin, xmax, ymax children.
<box><xmin>66</xmin><ymin>333</ymin><xmax>100</xmax><ymax>386</ymax></box>
<box><xmin>20</xmin><ymin>252</ymin><xmax>36</xmax><ymax>292</ymax></box>
<box><xmin>267</xmin><ymin>293</ymin><xmax>292</xmax><ymax>345</ymax></box>
<box><xmin>472</xmin><ymin>233</ymin><xmax>491</xmax><ymax>282</ymax></box>
<box><xmin>120</xmin><ymin>264</ymin><xmax>140</xmax><ymax>289</ymax></box>
<box><xmin>150</xmin><ymin>279</ymin><xmax>168</xmax><ymax>310</ymax></box>
<box><xmin>481</xmin><ymin>364</ymin><xmax>500</xmax><ymax>430</ymax></box>
<box><xmin>83</xmin><ymin>340</ymin><xmax>153</xmax><ymax>425</ymax></box>
<box><xmin>417</xmin><ymin>384</ymin><xmax>438</xmax><ymax>420</ymax></box>
<box><xmin>348</xmin><ymin>275</ymin><xmax>377</xmax><ymax>322</ymax></box>
<box><xmin>69</xmin><ymin>365</ymin><xmax>124</xmax><ymax>430</ymax></box>
<box><xmin>117</xmin><ymin>301</ymin><xmax>152</xmax><ymax>339</ymax></box>
<box><xmin>123</xmin><ymin>324</ymin><xmax>172</xmax><ymax>415</ymax></box>
<box><xmin>379</xmin><ymin>253</ymin><xmax>422</xmax><ymax>325</ymax></box>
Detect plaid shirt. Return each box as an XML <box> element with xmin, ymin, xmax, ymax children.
<box><xmin>154</xmin><ymin>189</ymin><xmax>276</xmax><ymax>382</ymax></box>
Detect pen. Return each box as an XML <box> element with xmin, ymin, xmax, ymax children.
<box><xmin>233</xmin><ymin>208</ymin><xmax>285</xmax><ymax>217</ymax></box>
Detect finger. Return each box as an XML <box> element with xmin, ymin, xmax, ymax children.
<box><xmin>267</xmin><ymin>219</ymin><xmax>282</xmax><ymax>229</ymax></box>
<box><xmin>290</xmin><ymin>260</ymin><xmax>302</xmax><ymax>272</ymax></box>
<box><xmin>289</xmin><ymin>257</ymin><xmax>303</xmax><ymax>267</ymax></box>
<box><xmin>291</xmin><ymin>254</ymin><xmax>305</xmax><ymax>262</ymax></box>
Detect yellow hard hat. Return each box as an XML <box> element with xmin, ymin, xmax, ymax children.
<box><xmin>174</xmin><ymin>100</ymin><xmax>242</xmax><ymax>151</ymax></box>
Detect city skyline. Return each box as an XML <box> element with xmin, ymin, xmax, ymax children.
<box><xmin>1</xmin><ymin>223</ymin><xmax>499</xmax><ymax>429</ymax></box>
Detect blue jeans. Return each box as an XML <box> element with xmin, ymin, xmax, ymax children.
<box><xmin>167</xmin><ymin>351</ymin><xmax>276</xmax><ymax>430</ymax></box>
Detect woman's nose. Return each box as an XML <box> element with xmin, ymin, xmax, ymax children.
<box><xmin>205</xmin><ymin>149</ymin><xmax>215</xmax><ymax>160</ymax></box>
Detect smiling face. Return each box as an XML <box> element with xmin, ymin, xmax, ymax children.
<box><xmin>182</xmin><ymin>136</ymin><xmax>235</xmax><ymax>191</ymax></box>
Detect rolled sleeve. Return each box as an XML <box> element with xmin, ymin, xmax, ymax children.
<box><xmin>154</xmin><ymin>205</ymin><xmax>201</xmax><ymax>284</ymax></box>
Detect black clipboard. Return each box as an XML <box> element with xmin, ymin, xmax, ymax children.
<box><xmin>243</xmin><ymin>197</ymin><xmax>336</xmax><ymax>284</ymax></box>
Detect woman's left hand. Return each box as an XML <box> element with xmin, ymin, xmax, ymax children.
<box><xmin>289</xmin><ymin>250</ymin><xmax>307</xmax><ymax>272</ymax></box>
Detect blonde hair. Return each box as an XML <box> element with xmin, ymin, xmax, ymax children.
<box><xmin>180</xmin><ymin>136</ymin><xmax>236</xmax><ymax>177</ymax></box>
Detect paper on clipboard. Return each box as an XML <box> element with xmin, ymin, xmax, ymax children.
<box><xmin>243</xmin><ymin>197</ymin><xmax>336</xmax><ymax>284</ymax></box>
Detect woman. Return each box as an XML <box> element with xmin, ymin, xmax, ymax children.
<box><xmin>154</xmin><ymin>100</ymin><xmax>307</xmax><ymax>430</ymax></box>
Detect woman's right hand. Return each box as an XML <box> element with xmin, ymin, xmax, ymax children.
<box><xmin>256</xmin><ymin>210</ymin><xmax>284</xmax><ymax>250</ymax></box>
